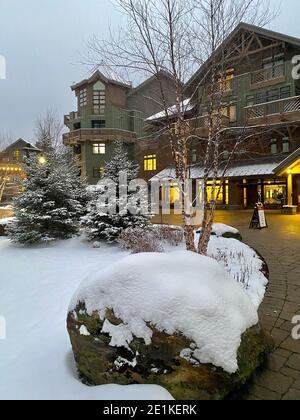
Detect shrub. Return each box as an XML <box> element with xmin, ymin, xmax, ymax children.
<box><xmin>118</xmin><ymin>228</ymin><xmax>163</xmax><ymax>254</ymax></box>
<box><xmin>155</xmin><ymin>225</ymin><xmax>184</xmax><ymax>246</ymax></box>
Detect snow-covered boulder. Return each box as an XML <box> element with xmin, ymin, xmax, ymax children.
<box><xmin>0</xmin><ymin>217</ymin><xmax>15</xmax><ymax>236</ymax></box>
<box><xmin>67</xmin><ymin>251</ymin><xmax>272</xmax><ymax>400</ymax></box>
<box><xmin>196</xmin><ymin>223</ymin><xmax>242</xmax><ymax>241</ymax></box>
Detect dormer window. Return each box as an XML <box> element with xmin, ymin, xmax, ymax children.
<box><xmin>79</xmin><ymin>88</ymin><xmax>87</xmax><ymax>107</ymax></box>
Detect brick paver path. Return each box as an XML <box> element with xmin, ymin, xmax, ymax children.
<box><xmin>153</xmin><ymin>210</ymin><xmax>300</xmax><ymax>400</ymax></box>
<box><xmin>213</xmin><ymin>210</ymin><xmax>300</xmax><ymax>400</ymax></box>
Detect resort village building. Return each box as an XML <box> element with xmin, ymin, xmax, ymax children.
<box><xmin>63</xmin><ymin>70</ymin><xmax>176</xmax><ymax>184</ymax></box>
<box><xmin>0</xmin><ymin>139</ymin><xmax>40</xmax><ymax>203</ymax></box>
<box><xmin>141</xmin><ymin>23</ymin><xmax>300</xmax><ymax>212</ymax></box>
<box><xmin>62</xmin><ymin>23</ymin><xmax>300</xmax><ymax>213</ymax></box>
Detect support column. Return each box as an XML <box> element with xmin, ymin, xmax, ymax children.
<box><xmin>287</xmin><ymin>173</ymin><xmax>293</xmax><ymax>206</ymax></box>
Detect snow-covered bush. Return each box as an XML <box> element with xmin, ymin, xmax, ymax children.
<box><xmin>118</xmin><ymin>228</ymin><xmax>163</xmax><ymax>254</ymax></box>
<box><xmin>7</xmin><ymin>149</ymin><xmax>88</xmax><ymax>244</ymax></box>
<box><xmin>155</xmin><ymin>225</ymin><xmax>184</xmax><ymax>246</ymax></box>
<box><xmin>82</xmin><ymin>141</ymin><xmax>151</xmax><ymax>243</ymax></box>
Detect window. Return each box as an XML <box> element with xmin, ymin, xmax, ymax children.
<box><xmin>14</xmin><ymin>149</ymin><xmax>20</xmax><ymax>161</ymax></box>
<box><xmin>229</xmin><ymin>104</ymin><xmax>237</xmax><ymax>123</ymax></box>
<box><xmin>218</xmin><ymin>68</ymin><xmax>234</xmax><ymax>91</ymax></box>
<box><xmin>192</xmin><ymin>150</ymin><xmax>197</xmax><ymax>163</ymax></box>
<box><xmin>92</xmin><ymin>143</ymin><xmax>106</xmax><ymax>155</ymax></box>
<box><xmin>74</xmin><ymin>122</ymin><xmax>81</xmax><ymax>130</ymax></box>
<box><xmin>222</xmin><ymin>102</ymin><xmax>237</xmax><ymax>123</ymax></box>
<box><xmin>92</xmin><ymin>120</ymin><xmax>106</xmax><ymax>129</ymax></box>
<box><xmin>93</xmin><ymin>167</ymin><xmax>104</xmax><ymax>179</ymax></box>
<box><xmin>79</xmin><ymin>88</ymin><xmax>87</xmax><ymax>107</ymax></box>
<box><xmin>280</xmin><ymin>86</ymin><xmax>291</xmax><ymax>99</ymax></box>
<box><xmin>270</xmin><ymin>139</ymin><xmax>278</xmax><ymax>154</ymax></box>
<box><xmin>93</xmin><ymin>81</ymin><xmax>106</xmax><ymax>115</ymax></box>
<box><xmin>205</xmin><ymin>180</ymin><xmax>229</xmax><ymax>205</ymax></box>
<box><xmin>144</xmin><ymin>155</ymin><xmax>157</xmax><ymax>171</ymax></box>
<box><xmin>264</xmin><ymin>183</ymin><xmax>286</xmax><ymax>206</ymax></box>
<box><xmin>282</xmin><ymin>137</ymin><xmax>290</xmax><ymax>153</ymax></box>
<box><xmin>246</xmin><ymin>95</ymin><xmax>255</xmax><ymax>107</ymax></box>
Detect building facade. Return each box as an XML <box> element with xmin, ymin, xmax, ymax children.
<box><xmin>0</xmin><ymin>138</ymin><xmax>40</xmax><ymax>203</ymax></box>
<box><xmin>63</xmin><ymin>70</ymin><xmax>176</xmax><ymax>184</ymax></box>
<box><xmin>141</xmin><ymin>23</ymin><xmax>300</xmax><ymax>211</ymax></box>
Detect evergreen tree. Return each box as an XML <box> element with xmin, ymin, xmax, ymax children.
<box><xmin>82</xmin><ymin>141</ymin><xmax>150</xmax><ymax>243</ymax></box>
<box><xmin>7</xmin><ymin>150</ymin><xmax>88</xmax><ymax>244</ymax></box>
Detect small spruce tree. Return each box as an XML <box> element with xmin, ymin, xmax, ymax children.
<box><xmin>7</xmin><ymin>149</ymin><xmax>88</xmax><ymax>244</ymax></box>
<box><xmin>82</xmin><ymin>141</ymin><xmax>150</xmax><ymax>243</ymax></box>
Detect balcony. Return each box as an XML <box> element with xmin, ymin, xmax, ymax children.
<box><xmin>245</xmin><ymin>95</ymin><xmax>300</xmax><ymax>126</ymax></box>
<box><xmin>63</xmin><ymin>128</ymin><xmax>138</xmax><ymax>145</ymax></box>
<box><xmin>250</xmin><ymin>64</ymin><xmax>285</xmax><ymax>89</ymax></box>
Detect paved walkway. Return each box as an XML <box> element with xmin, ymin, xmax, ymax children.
<box><xmin>154</xmin><ymin>210</ymin><xmax>300</xmax><ymax>400</ymax></box>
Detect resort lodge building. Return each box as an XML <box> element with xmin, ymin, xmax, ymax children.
<box><xmin>63</xmin><ymin>23</ymin><xmax>300</xmax><ymax>212</ymax></box>
<box><xmin>63</xmin><ymin>70</ymin><xmax>176</xmax><ymax>184</ymax></box>
<box><xmin>0</xmin><ymin>139</ymin><xmax>40</xmax><ymax>203</ymax></box>
<box><xmin>141</xmin><ymin>23</ymin><xmax>300</xmax><ymax>212</ymax></box>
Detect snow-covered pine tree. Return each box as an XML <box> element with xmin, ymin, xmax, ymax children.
<box><xmin>82</xmin><ymin>140</ymin><xmax>150</xmax><ymax>243</ymax></box>
<box><xmin>7</xmin><ymin>149</ymin><xmax>88</xmax><ymax>244</ymax></box>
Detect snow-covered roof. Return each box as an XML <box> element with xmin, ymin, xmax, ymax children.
<box><xmin>146</xmin><ymin>98</ymin><xmax>195</xmax><ymax>122</ymax></box>
<box><xmin>150</xmin><ymin>156</ymin><xmax>286</xmax><ymax>181</ymax></box>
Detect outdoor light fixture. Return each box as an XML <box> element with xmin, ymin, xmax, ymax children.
<box><xmin>38</xmin><ymin>156</ymin><xmax>47</xmax><ymax>165</ymax></box>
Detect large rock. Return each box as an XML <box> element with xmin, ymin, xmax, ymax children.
<box><xmin>67</xmin><ymin>251</ymin><xmax>272</xmax><ymax>400</ymax></box>
<box><xmin>67</xmin><ymin>307</ymin><xmax>273</xmax><ymax>400</ymax></box>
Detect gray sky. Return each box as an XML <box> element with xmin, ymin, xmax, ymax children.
<box><xmin>0</xmin><ymin>0</ymin><xmax>299</xmax><ymax>141</ymax></box>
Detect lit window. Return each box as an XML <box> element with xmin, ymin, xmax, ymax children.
<box><xmin>14</xmin><ymin>149</ymin><xmax>20</xmax><ymax>161</ymax></box>
<box><xmin>93</xmin><ymin>167</ymin><xmax>104</xmax><ymax>179</ymax></box>
<box><xmin>79</xmin><ymin>88</ymin><xmax>87</xmax><ymax>107</ymax></box>
<box><xmin>219</xmin><ymin>69</ymin><xmax>234</xmax><ymax>91</ymax></box>
<box><xmin>282</xmin><ymin>137</ymin><xmax>290</xmax><ymax>153</ymax></box>
<box><xmin>144</xmin><ymin>155</ymin><xmax>157</xmax><ymax>171</ymax></box>
<box><xmin>92</xmin><ymin>143</ymin><xmax>106</xmax><ymax>155</ymax></box>
<box><xmin>205</xmin><ymin>180</ymin><xmax>226</xmax><ymax>205</ymax></box>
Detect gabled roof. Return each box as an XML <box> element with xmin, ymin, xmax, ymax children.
<box><xmin>2</xmin><ymin>138</ymin><xmax>40</xmax><ymax>153</ymax></box>
<box><xmin>127</xmin><ymin>70</ymin><xmax>175</xmax><ymax>98</ymax></box>
<box><xmin>187</xmin><ymin>22</ymin><xmax>300</xmax><ymax>88</ymax></box>
<box><xmin>274</xmin><ymin>147</ymin><xmax>300</xmax><ymax>175</ymax></box>
<box><xmin>71</xmin><ymin>70</ymin><xmax>132</xmax><ymax>91</ymax></box>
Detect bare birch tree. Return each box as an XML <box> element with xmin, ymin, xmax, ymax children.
<box><xmin>35</xmin><ymin>108</ymin><xmax>64</xmax><ymax>153</ymax></box>
<box><xmin>87</xmin><ymin>0</ymin><xmax>274</xmax><ymax>254</ymax></box>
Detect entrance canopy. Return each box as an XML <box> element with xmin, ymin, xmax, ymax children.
<box><xmin>274</xmin><ymin>147</ymin><xmax>300</xmax><ymax>176</ymax></box>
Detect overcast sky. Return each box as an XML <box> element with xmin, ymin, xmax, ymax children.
<box><xmin>0</xmin><ymin>0</ymin><xmax>299</xmax><ymax>141</ymax></box>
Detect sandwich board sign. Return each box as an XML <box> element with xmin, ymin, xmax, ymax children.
<box><xmin>249</xmin><ymin>202</ymin><xmax>268</xmax><ymax>229</ymax></box>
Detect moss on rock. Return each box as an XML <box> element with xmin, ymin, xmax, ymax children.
<box><xmin>67</xmin><ymin>306</ymin><xmax>273</xmax><ymax>400</ymax></box>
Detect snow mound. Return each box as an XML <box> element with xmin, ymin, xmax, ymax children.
<box><xmin>70</xmin><ymin>251</ymin><xmax>258</xmax><ymax>374</ymax></box>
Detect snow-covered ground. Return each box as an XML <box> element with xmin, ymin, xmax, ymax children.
<box><xmin>0</xmin><ymin>238</ymin><xmax>172</xmax><ymax>400</ymax></box>
<box><xmin>0</xmin><ymin>233</ymin><xmax>268</xmax><ymax>400</ymax></box>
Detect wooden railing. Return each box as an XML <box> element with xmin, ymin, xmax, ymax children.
<box><xmin>245</xmin><ymin>95</ymin><xmax>300</xmax><ymax>121</ymax></box>
<box><xmin>251</xmin><ymin>64</ymin><xmax>285</xmax><ymax>86</ymax></box>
